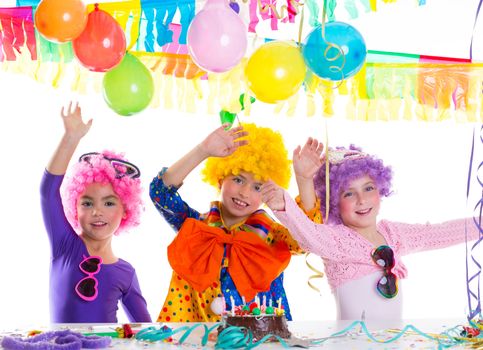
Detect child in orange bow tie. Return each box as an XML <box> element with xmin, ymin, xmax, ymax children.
<box><xmin>150</xmin><ymin>123</ymin><xmax>303</xmax><ymax>322</ymax></box>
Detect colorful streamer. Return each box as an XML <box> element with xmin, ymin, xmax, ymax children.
<box><xmin>88</xmin><ymin>320</ymin><xmax>481</xmax><ymax>349</ymax></box>
<box><xmin>0</xmin><ymin>6</ymin><xmax>36</xmax><ymax>61</ymax></box>
<box><xmin>246</xmin><ymin>0</ymin><xmax>304</xmax><ymax>32</ymax></box>
<box><xmin>140</xmin><ymin>0</ymin><xmax>195</xmax><ymax>52</ymax></box>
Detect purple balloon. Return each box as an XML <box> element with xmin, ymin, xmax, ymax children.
<box><xmin>229</xmin><ymin>1</ymin><xmax>240</xmax><ymax>13</ymax></box>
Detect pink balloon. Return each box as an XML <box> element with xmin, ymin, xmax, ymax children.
<box><xmin>73</xmin><ymin>6</ymin><xmax>126</xmax><ymax>72</ymax></box>
<box><xmin>187</xmin><ymin>0</ymin><xmax>247</xmax><ymax>73</ymax></box>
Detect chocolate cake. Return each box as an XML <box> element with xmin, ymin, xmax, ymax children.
<box><xmin>218</xmin><ymin>303</ymin><xmax>291</xmax><ymax>341</ymax></box>
<box><xmin>220</xmin><ymin>314</ymin><xmax>291</xmax><ymax>340</ymax></box>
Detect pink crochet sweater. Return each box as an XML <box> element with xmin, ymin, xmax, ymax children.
<box><xmin>275</xmin><ymin>191</ymin><xmax>480</xmax><ymax>292</ymax></box>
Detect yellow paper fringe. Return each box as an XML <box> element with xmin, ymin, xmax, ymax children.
<box><xmin>3</xmin><ymin>42</ymin><xmax>483</xmax><ymax>122</ymax></box>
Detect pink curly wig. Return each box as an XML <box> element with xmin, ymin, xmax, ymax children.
<box><xmin>314</xmin><ymin>145</ymin><xmax>393</xmax><ymax>225</ymax></box>
<box><xmin>61</xmin><ymin>150</ymin><xmax>143</xmax><ymax>234</ymax></box>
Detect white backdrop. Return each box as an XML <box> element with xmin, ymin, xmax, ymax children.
<box><xmin>0</xmin><ymin>0</ymin><xmax>483</xmax><ymax>328</ymax></box>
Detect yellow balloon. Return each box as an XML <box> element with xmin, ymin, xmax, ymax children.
<box><xmin>245</xmin><ymin>41</ymin><xmax>306</xmax><ymax>104</ymax></box>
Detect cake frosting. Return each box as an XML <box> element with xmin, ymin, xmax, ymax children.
<box><xmin>218</xmin><ymin>302</ymin><xmax>291</xmax><ymax>341</ymax></box>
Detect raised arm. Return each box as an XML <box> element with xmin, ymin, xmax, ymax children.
<box><xmin>161</xmin><ymin>124</ymin><xmax>248</xmax><ymax>187</ymax></box>
<box><xmin>41</xmin><ymin>102</ymin><xmax>92</xmax><ymax>258</ymax></box>
<box><xmin>293</xmin><ymin>137</ymin><xmax>324</xmax><ymax>212</ymax></box>
<box><xmin>47</xmin><ymin>102</ymin><xmax>92</xmax><ymax>175</ymax></box>
<box><xmin>262</xmin><ymin>180</ymin><xmax>337</xmax><ymax>258</ymax></box>
<box><xmin>150</xmin><ymin>124</ymin><xmax>248</xmax><ymax>229</ymax></box>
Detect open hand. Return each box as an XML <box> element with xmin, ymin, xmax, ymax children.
<box><xmin>61</xmin><ymin>102</ymin><xmax>92</xmax><ymax>139</ymax></box>
<box><xmin>293</xmin><ymin>137</ymin><xmax>324</xmax><ymax>180</ymax></box>
<box><xmin>199</xmin><ymin>123</ymin><xmax>248</xmax><ymax>158</ymax></box>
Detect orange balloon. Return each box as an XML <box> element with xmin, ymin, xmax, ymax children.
<box><xmin>34</xmin><ymin>0</ymin><xmax>87</xmax><ymax>43</ymax></box>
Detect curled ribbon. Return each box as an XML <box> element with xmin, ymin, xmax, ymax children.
<box><xmin>305</xmin><ymin>252</ymin><xmax>325</xmax><ymax>294</ymax></box>
<box><xmin>319</xmin><ymin>0</ymin><xmax>346</xmax><ymax>83</ymax></box>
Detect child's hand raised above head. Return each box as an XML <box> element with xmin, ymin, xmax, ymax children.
<box><xmin>47</xmin><ymin>102</ymin><xmax>93</xmax><ymax>175</ymax></box>
<box><xmin>261</xmin><ymin>180</ymin><xmax>286</xmax><ymax>211</ymax></box>
<box><xmin>293</xmin><ymin>137</ymin><xmax>323</xmax><ymax>212</ymax></box>
<box><xmin>61</xmin><ymin>101</ymin><xmax>92</xmax><ymax>140</ymax></box>
<box><xmin>198</xmin><ymin>123</ymin><xmax>248</xmax><ymax>158</ymax></box>
<box><xmin>293</xmin><ymin>137</ymin><xmax>324</xmax><ymax>181</ymax></box>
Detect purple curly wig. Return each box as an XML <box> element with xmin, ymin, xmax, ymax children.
<box><xmin>61</xmin><ymin>150</ymin><xmax>143</xmax><ymax>235</ymax></box>
<box><xmin>313</xmin><ymin>145</ymin><xmax>393</xmax><ymax>225</ymax></box>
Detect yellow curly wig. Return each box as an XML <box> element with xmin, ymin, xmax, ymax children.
<box><xmin>202</xmin><ymin>123</ymin><xmax>291</xmax><ymax>189</ymax></box>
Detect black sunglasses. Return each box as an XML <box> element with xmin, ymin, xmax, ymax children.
<box><xmin>79</xmin><ymin>152</ymin><xmax>140</xmax><ymax>179</ymax></box>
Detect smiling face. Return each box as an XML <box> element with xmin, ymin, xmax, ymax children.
<box><xmin>219</xmin><ymin>171</ymin><xmax>264</xmax><ymax>228</ymax></box>
<box><xmin>338</xmin><ymin>175</ymin><xmax>380</xmax><ymax>234</ymax></box>
<box><xmin>76</xmin><ymin>182</ymin><xmax>126</xmax><ymax>242</ymax></box>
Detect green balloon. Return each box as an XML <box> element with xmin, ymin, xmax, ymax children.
<box><xmin>219</xmin><ymin>110</ymin><xmax>236</xmax><ymax>127</ymax></box>
<box><xmin>102</xmin><ymin>53</ymin><xmax>154</xmax><ymax>116</ymax></box>
<box><xmin>239</xmin><ymin>93</ymin><xmax>256</xmax><ymax>110</ymax></box>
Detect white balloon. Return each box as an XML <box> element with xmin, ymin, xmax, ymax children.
<box><xmin>210</xmin><ymin>297</ymin><xmax>225</xmax><ymax>315</ymax></box>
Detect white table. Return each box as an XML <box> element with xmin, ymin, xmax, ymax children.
<box><xmin>0</xmin><ymin>319</ymin><xmax>475</xmax><ymax>349</ymax></box>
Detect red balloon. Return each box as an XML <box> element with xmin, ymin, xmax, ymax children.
<box><xmin>73</xmin><ymin>7</ymin><xmax>126</xmax><ymax>72</ymax></box>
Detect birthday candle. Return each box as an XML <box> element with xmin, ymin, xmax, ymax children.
<box><xmin>242</xmin><ymin>296</ymin><xmax>246</xmax><ymax>305</ymax></box>
<box><xmin>277</xmin><ymin>297</ymin><xmax>282</xmax><ymax>309</ymax></box>
<box><xmin>230</xmin><ymin>296</ymin><xmax>235</xmax><ymax>316</ymax></box>
<box><xmin>269</xmin><ymin>298</ymin><xmax>273</xmax><ymax>307</ymax></box>
<box><xmin>255</xmin><ymin>296</ymin><xmax>260</xmax><ymax>306</ymax></box>
<box><xmin>262</xmin><ymin>295</ymin><xmax>266</xmax><ymax>308</ymax></box>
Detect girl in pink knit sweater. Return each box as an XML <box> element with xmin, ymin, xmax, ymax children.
<box><xmin>261</xmin><ymin>140</ymin><xmax>479</xmax><ymax>320</ymax></box>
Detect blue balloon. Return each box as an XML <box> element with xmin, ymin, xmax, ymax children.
<box><xmin>302</xmin><ymin>21</ymin><xmax>366</xmax><ymax>81</ymax></box>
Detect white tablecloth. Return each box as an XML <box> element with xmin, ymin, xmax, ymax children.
<box><xmin>0</xmin><ymin>319</ymin><xmax>474</xmax><ymax>349</ymax></box>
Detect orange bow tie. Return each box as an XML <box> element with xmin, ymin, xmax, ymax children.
<box><xmin>167</xmin><ymin>218</ymin><xmax>291</xmax><ymax>301</ymax></box>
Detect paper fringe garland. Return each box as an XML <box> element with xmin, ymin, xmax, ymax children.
<box><xmin>3</xmin><ymin>1</ymin><xmax>478</xmax><ymax>121</ymax></box>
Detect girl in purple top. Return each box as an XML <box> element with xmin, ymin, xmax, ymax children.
<box><xmin>40</xmin><ymin>102</ymin><xmax>151</xmax><ymax>323</ymax></box>
<box><xmin>262</xmin><ymin>140</ymin><xmax>480</xmax><ymax>320</ymax></box>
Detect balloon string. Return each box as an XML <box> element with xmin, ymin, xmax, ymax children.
<box><xmin>320</xmin><ymin>0</ymin><xmax>346</xmax><ymax>83</ymax></box>
<box><xmin>323</xmin><ymin>120</ymin><xmax>330</xmax><ymax>223</ymax></box>
<box><xmin>307</xmin><ymin>121</ymin><xmax>328</xmax><ymax>292</ymax></box>
<box><xmin>297</xmin><ymin>2</ymin><xmax>305</xmax><ymax>46</ymax></box>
